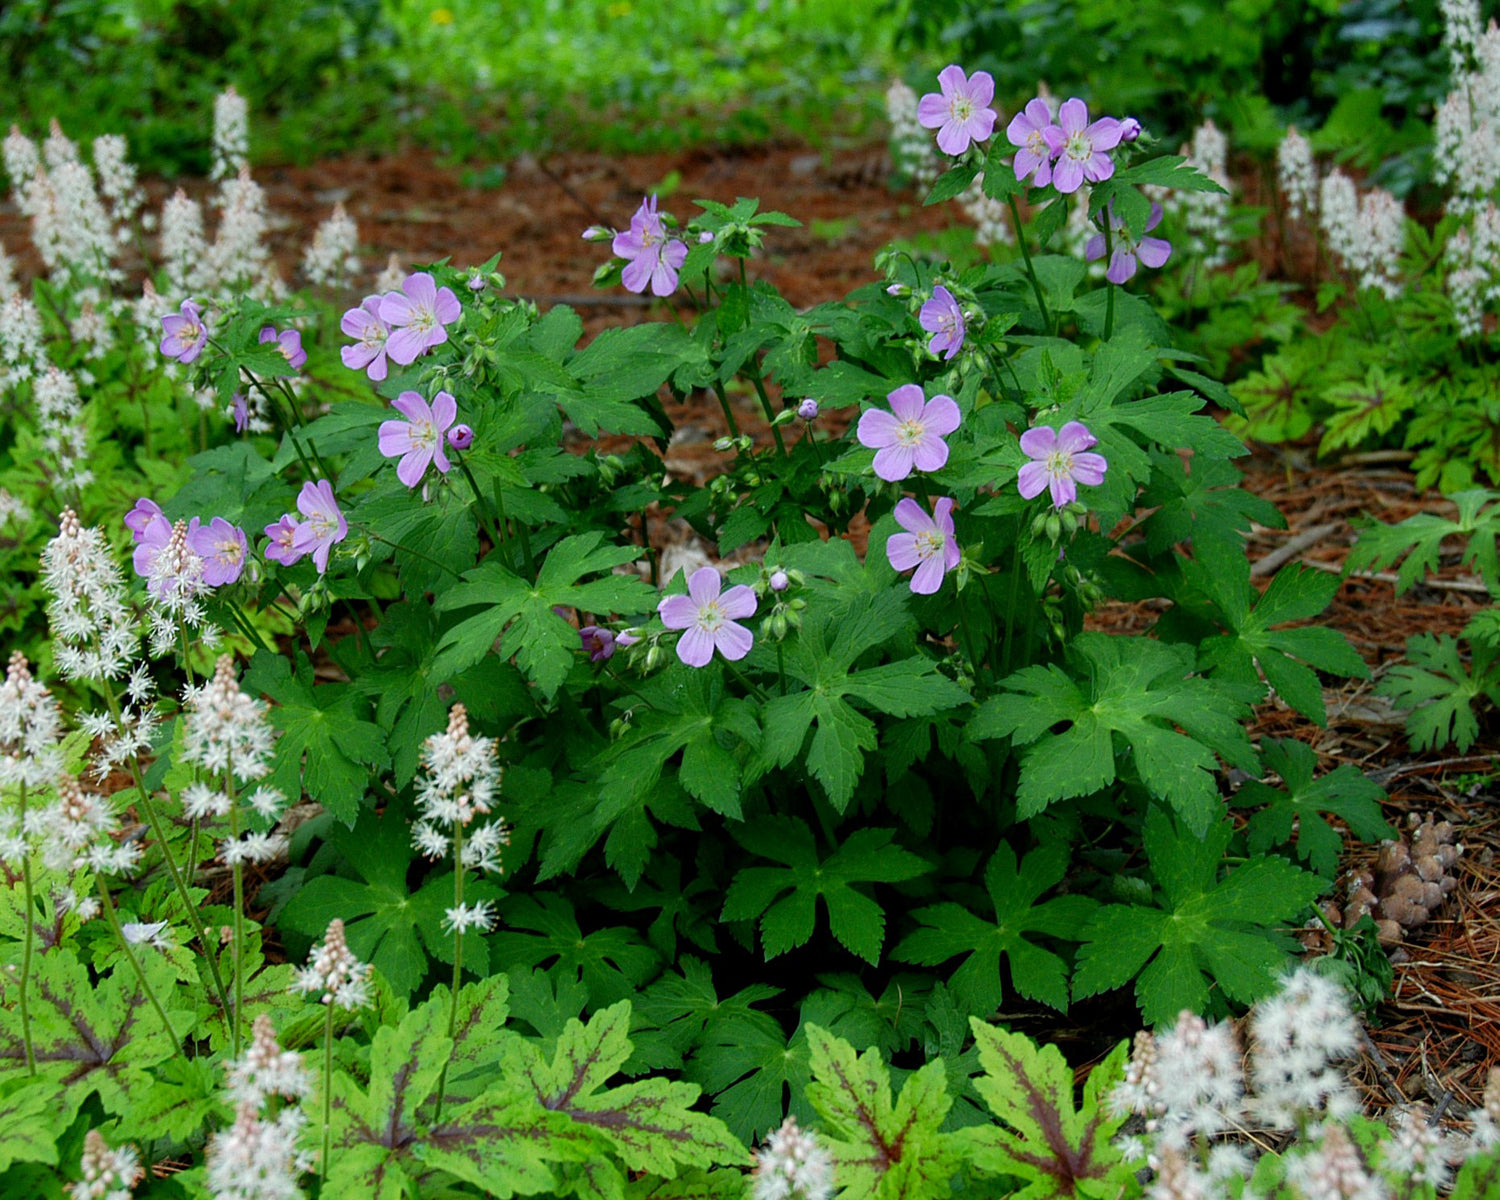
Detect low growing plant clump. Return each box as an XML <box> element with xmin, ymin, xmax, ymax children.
<box><xmin>0</xmin><ymin>68</ymin><xmax>1488</xmax><ymax>1199</ymax></box>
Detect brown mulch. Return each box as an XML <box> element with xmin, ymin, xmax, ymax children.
<box><xmin>4</xmin><ymin>137</ymin><xmax>1498</xmax><ymax>1110</ymax></box>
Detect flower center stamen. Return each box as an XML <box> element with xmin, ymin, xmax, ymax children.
<box><xmin>914</xmin><ymin>530</ymin><xmax>945</xmax><ymax>559</ymax></box>
<box><xmin>895</xmin><ymin>419</ymin><xmax>925</xmax><ymax>447</ymax></box>
<box><xmin>1046</xmin><ymin>449</ymin><xmax>1074</xmax><ymax>477</ymax></box>
<box><xmin>695</xmin><ymin>601</ymin><xmax>725</xmax><ymax>633</ymax></box>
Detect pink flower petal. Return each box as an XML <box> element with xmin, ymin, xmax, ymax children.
<box><xmin>433</xmin><ymin>287</ymin><xmax>461</xmax><ymax>324</ymax></box>
<box><xmin>967</xmin><ymin>71</ymin><xmax>995</xmax><ymax>108</ymax></box>
<box><xmin>397</xmin><ymin>448</ymin><xmax>432</xmax><ymax>488</ymax></box>
<box><xmin>886</xmin><ymin>532</ymin><xmax>921</xmax><ymax>572</ymax></box>
<box><xmin>658</xmin><ymin>594</ymin><xmax>699</xmax><ymax>630</ymax></box>
<box><xmin>886</xmin><ymin>384</ymin><xmax>927</xmax><ymax>423</ymax></box>
<box><xmin>392</xmin><ymin>391</ymin><xmax>429</xmax><ymax>423</ymax></box>
<box><xmin>379</xmin><ymin>292</ymin><xmax>415</xmax><ymax>326</ymax></box>
<box><xmin>1017</xmin><ymin>461</ymin><xmax>1049</xmax><ymax>499</ymax></box>
<box><xmin>857</xmin><ymin>407</ymin><xmax>901</xmax><ymax>450</ymax></box>
<box><xmin>910</xmin><ymin>554</ymin><xmax>947</xmax><ymax>594</ymax></box>
<box><xmin>933</xmin><ymin>497</ymin><xmax>957</xmax><ymax>537</ymax></box>
<box><xmin>1056</xmin><ymin>421</ymin><xmax>1097</xmax><ymax>454</ymax></box>
<box><xmin>1048</xmin><ymin>473</ymin><xmax>1076</xmax><ymax>509</ymax></box>
<box><xmin>718</xmin><ymin>584</ymin><xmax>758</xmax><ymax>621</ymax></box>
<box><xmin>873</xmin><ymin>443</ymin><xmax>916</xmax><ymax>482</ymax></box>
<box><xmin>1071</xmin><ymin>452</ymin><xmax>1108</xmax><ymax>485</ymax></box>
<box><xmin>1019</xmin><ymin>426</ymin><xmax>1058</xmax><ymax>457</ymax></box>
<box><xmin>1058</xmin><ymin>98</ymin><xmax>1088</xmax><ymax>135</ymax></box>
<box><xmin>936</xmin><ymin>64</ymin><xmax>968</xmax><ymax>95</ymax></box>
<box><xmin>676</xmin><ymin>625</ymin><xmax>715</xmax><ymax>668</ymax></box>
<box><xmin>403</xmin><ymin>272</ymin><xmax>438</xmax><ymax>308</ymax></box>
<box><xmin>687</xmin><ymin>566</ymin><xmax>722</xmax><ymax>607</ymax></box>
<box><xmin>430</xmin><ymin>390</ymin><xmax>457</xmax><ymax>430</ymax></box>
<box><xmin>893</xmin><ymin>496</ymin><xmax>934</xmax><ymax>534</ymax></box>
<box><xmin>378</xmin><ymin>421</ymin><xmax>415</xmax><ymax>457</ymax></box>
<box><xmin>911</xmin><ymin>436</ymin><xmax>949</xmax><ymax>473</ymax></box>
<box><xmin>713</xmin><ymin>621</ymin><xmax>754</xmax><ymax>661</ymax></box>
<box><xmin>921</xmin><ymin>394</ymin><xmax>961</xmax><ymax>436</ymax></box>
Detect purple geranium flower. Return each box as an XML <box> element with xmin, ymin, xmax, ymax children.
<box><xmin>340</xmin><ymin>296</ymin><xmax>392</xmax><ymax>382</ymax></box>
<box><xmin>1042</xmin><ymin>99</ymin><xmax>1124</xmax><ymax>194</ymax></box>
<box><xmin>919</xmin><ymin>285</ymin><xmax>966</xmax><ymax>359</ymax></box>
<box><xmin>1085</xmin><ymin>202</ymin><xmax>1172</xmax><ymax>284</ymax></box>
<box><xmin>231</xmin><ymin>393</ymin><xmax>249</xmax><ymax>433</ymax></box>
<box><xmin>131</xmin><ymin>511</ymin><xmax>172</xmax><ymax>579</ymax></box>
<box><xmin>159</xmin><ymin>300</ymin><xmax>207</xmax><ymax>364</ymax></box>
<box><xmin>917</xmin><ymin>65</ymin><xmax>998</xmax><ymax>157</ymax></box>
<box><xmin>856</xmin><ymin>384</ymin><xmax>961</xmax><ymax>482</ymax></box>
<box><xmin>658</xmin><ymin>567</ymin><xmax>757</xmax><ymax>668</ymax></box>
<box><xmin>264</xmin><ymin>514</ymin><xmax>303</xmax><ymax>567</ymax></box>
<box><xmin>378</xmin><ymin>390</ymin><xmax>456</xmax><ymax>488</ymax></box>
<box><xmin>1017</xmin><ymin>421</ymin><xmax>1109</xmax><ymax>508</ymax></box>
<box><xmin>187</xmin><ymin>516</ymin><xmax>249</xmax><ymax>586</ymax></box>
<box><xmin>1006</xmin><ymin>98</ymin><xmax>1059</xmax><ymax>187</ymax></box>
<box><xmin>287</xmin><ymin>480</ymin><xmax>347</xmax><ymax>574</ymax></box>
<box><xmin>887</xmin><ymin>497</ymin><xmax>961</xmax><ymax>595</ymax></box>
<box><xmin>612</xmin><ymin>196</ymin><xmax>688</xmax><ymax>298</ymax></box>
<box><xmin>579</xmin><ymin>626</ymin><xmax>640</xmax><ymax>663</ymax></box>
<box><xmin>259</xmin><ymin>326</ymin><xmax>307</xmax><ymax>373</ymax></box>
<box><xmin>125</xmin><ymin>498</ymin><xmax>164</xmax><ymax>541</ymax></box>
<box><xmin>380</xmin><ymin>272</ymin><xmax>461</xmax><ymax>367</ymax></box>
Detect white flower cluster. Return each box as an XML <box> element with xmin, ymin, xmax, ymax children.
<box><xmin>1277</xmin><ymin>126</ymin><xmax>1318</xmax><ymax>223</ymax></box>
<box><xmin>207</xmin><ymin>167</ymin><xmax>280</xmax><ymax>301</ymax></box>
<box><xmin>375</xmin><ymin>252</ymin><xmax>406</xmax><ymax>293</ymax></box>
<box><xmin>1113</xmin><ymin>967</ymin><xmax>1493</xmax><ymax>1200</ymax></box>
<box><xmin>1318</xmin><ymin>169</ymin><xmax>1405</xmax><ymax>299</ymax></box>
<box><xmin>37</xmin><ymin>772</ymin><xmax>140</xmax><ymax>878</ymax></box>
<box><xmin>290</xmin><ymin>917</ymin><xmax>372</xmax><ymax>1010</ymax></box>
<box><xmin>183</xmin><ymin>655</ymin><xmax>275</xmax><ymax>784</ymax></box>
<box><xmin>886</xmin><ymin>79</ymin><xmax>940</xmax><ymax>189</ymax></box>
<box><xmin>1443</xmin><ymin>0</ymin><xmax>1484</xmax><ymax>74</ymax></box>
<box><xmin>1434</xmin><ymin>16</ymin><xmax>1500</xmax><ymax>214</ymax></box>
<box><xmin>302</xmin><ymin>203</ymin><xmax>361</xmax><ymax>288</ymax></box>
<box><xmin>1445</xmin><ymin>202</ymin><xmax>1500</xmax><ymax>336</ymax></box>
<box><xmin>0</xmin><ymin>652</ymin><xmax>63</xmax><ymax>792</ymax></box>
<box><xmin>410</xmin><ymin>703</ymin><xmax>509</xmax><ymax>889</ymax></box>
<box><xmin>752</xmin><ymin>1115</ymin><xmax>833</xmax><ymax>1200</ymax></box>
<box><xmin>160</xmin><ymin>189</ymin><xmax>209</xmax><ymax>304</ymax></box>
<box><xmin>206</xmin><ymin>1014</ymin><xmax>310</xmax><ymax>1200</ymax></box>
<box><xmin>1163</xmin><ymin>119</ymin><xmax>1232</xmax><ymax>267</ymax></box>
<box><xmin>34</xmin><ymin>364</ymin><xmax>93</xmax><ymax>494</ymax></box>
<box><xmin>68</xmin><ymin>1129</ymin><xmax>143</xmax><ymax>1200</ymax></box>
<box><xmin>40</xmin><ymin>509</ymin><xmax>138</xmax><ymax>683</ymax></box>
<box><xmin>212</xmin><ymin>86</ymin><xmax>250</xmax><ymax>182</ymax></box>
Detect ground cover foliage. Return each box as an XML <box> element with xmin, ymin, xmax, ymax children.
<box><xmin>1</xmin><ymin>19</ymin><xmax>1500</xmax><ymax>1200</ymax></box>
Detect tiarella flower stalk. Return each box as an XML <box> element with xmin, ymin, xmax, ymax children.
<box><xmin>302</xmin><ymin>201</ymin><xmax>359</xmax><ymax>288</ymax></box>
<box><xmin>752</xmin><ymin>1116</ymin><xmax>834</xmax><ymax>1200</ymax></box>
<box><xmin>68</xmin><ymin>1129</ymin><xmax>144</xmax><ymax>1200</ymax></box>
<box><xmin>206</xmin><ymin>1014</ymin><xmax>310</xmax><ymax>1200</ymax></box>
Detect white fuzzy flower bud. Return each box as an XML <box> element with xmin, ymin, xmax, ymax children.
<box><xmin>211</xmin><ymin>87</ymin><xmax>250</xmax><ymax>182</ymax></box>
<box><xmin>68</xmin><ymin>1129</ymin><xmax>143</xmax><ymax>1200</ymax></box>
<box><xmin>302</xmin><ymin>202</ymin><xmax>360</xmax><ymax>288</ymax></box>
<box><xmin>290</xmin><ymin>917</ymin><xmax>373</xmax><ymax>1010</ymax></box>
<box><xmin>753</xmin><ymin>1116</ymin><xmax>833</xmax><ymax>1200</ymax></box>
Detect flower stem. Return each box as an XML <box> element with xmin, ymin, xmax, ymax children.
<box><xmin>98</xmin><ymin>678</ymin><xmax>232</xmax><ymax>1020</ymax></box>
<box><xmin>746</xmin><ymin>369</ymin><xmax>789</xmax><ymax>457</ymax></box>
<box><xmin>1008</xmin><ymin>195</ymin><xmax>1053</xmax><ymax>334</ymax></box>
<box><xmin>453</xmin><ymin>451</ymin><xmax>505</xmax><ymax>554</ymax></box>
<box><xmin>433</xmin><ymin>826</ymin><xmax>465</xmax><ymax>1126</ymax></box>
<box><xmin>320</xmin><ymin>1000</ymin><xmax>334</xmax><ymax>1180</ymax></box>
<box><xmin>228</xmin><ymin>774</ymin><xmax>244</xmax><ymax>1058</ymax></box>
<box><xmin>711</xmin><ymin>380</ymin><xmax>742</xmax><ymax>441</ymax></box>
<box><xmin>1103</xmin><ymin>223</ymin><xmax>1116</xmax><ymax>342</ymax></box>
<box><xmin>96</xmin><ymin>877</ymin><xmax>181</xmax><ymax>1055</ymax></box>
<box><xmin>18</xmin><ymin>785</ymin><xmax>35</xmax><ymax>1075</ymax></box>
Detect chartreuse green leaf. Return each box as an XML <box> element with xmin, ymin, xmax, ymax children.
<box><xmin>0</xmin><ymin>950</ymin><xmax>186</xmax><ymax>1117</ymax></box>
<box><xmin>433</xmin><ymin>532</ymin><xmax>655</xmax><ymax>698</ymax></box>
<box><xmin>721</xmin><ymin>817</ymin><xmax>928</xmax><ymax>964</ymax></box>
<box><xmin>805</xmin><ymin>1025</ymin><xmax>961</xmax><ymax>1199</ymax></box>
<box><xmin>326</xmin><ymin>985</ymin><xmax>592</xmax><ymax>1200</ymax></box>
<box><xmin>970</xmin><ymin>633</ymin><xmax>1259</xmax><ymax>836</ymax></box>
<box><xmin>243</xmin><ymin>648</ymin><xmax>389</xmax><ymax>825</ymax></box>
<box><xmin>958</xmin><ymin>1022</ymin><xmax>1131</xmax><ymax>1200</ymax></box>
<box><xmin>758</xmin><ymin>590</ymin><xmax>970</xmax><ymax>811</ymax></box>
<box><xmin>893</xmin><ymin>843</ymin><xmax>1097</xmax><ymax>1015</ymax></box>
<box><xmin>1232</xmin><ymin>739</ymin><xmax>1393</xmax><ymax>879</ymax></box>
<box><xmin>1074</xmin><ymin>808</ymin><xmax>1326</xmax><ymax>1025</ymax></box>
<box><xmin>504</xmin><ymin>1001</ymin><xmax>751</xmax><ymax>1195</ymax></box>
<box><xmin>0</xmin><ymin>1084</ymin><xmax>62</xmax><ymax>1173</ymax></box>
<box><xmin>1189</xmin><ymin>551</ymin><xmax>1369</xmax><ymax>726</ymax></box>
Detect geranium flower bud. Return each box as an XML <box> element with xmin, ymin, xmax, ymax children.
<box><xmin>769</xmin><ymin>570</ymin><xmax>790</xmax><ymax>592</ymax></box>
<box><xmin>797</xmin><ymin>398</ymin><xmax>819</xmax><ymax>420</ymax></box>
<box><xmin>447</xmin><ymin>423</ymin><xmax>474</xmax><ymax>451</ymax></box>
